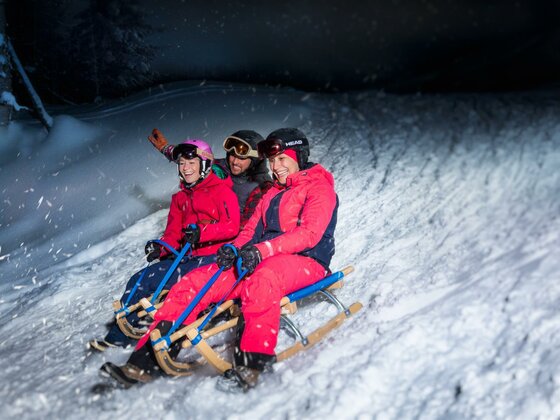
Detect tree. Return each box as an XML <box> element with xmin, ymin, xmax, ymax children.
<box><xmin>0</xmin><ymin>0</ymin><xmax>12</xmax><ymax>125</ymax></box>
<box><xmin>70</xmin><ymin>0</ymin><xmax>155</xmax><ymax>101</ymax></box>
<box><xmin>1</xmin><ymin>0</ymin><xmax>52</xmax><ymax>129</ymax></box>
<box><xmin>5</xmin><ymin>38</ymin><xmax>52</xmax><ymax>129</ymax></box>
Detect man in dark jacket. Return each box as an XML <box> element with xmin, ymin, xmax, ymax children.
<box><xmin>149</xmin><ymin>129</ymin><xmax>272</xmax><ymax>226</ymax></box>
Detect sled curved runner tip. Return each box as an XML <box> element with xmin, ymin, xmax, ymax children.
<box><xmin>113</xmin><ymin>291</ymin><xmax>168</xmax><ymax>339</ymax></box>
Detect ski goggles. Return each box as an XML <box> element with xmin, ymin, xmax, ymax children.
<box><xmin>222</xmin><ymin>136</ymin><xmax>259</xmax><ymax>158</ymax></box>
<box><xmin>257</xmin><ymin>137</ymin><xmax>304</xmax><ymax>159</ymax></box>
<box><xmin>172</xmin><ymin>144</ymin><xmax>214</xmax><ymax>162</ymax></box>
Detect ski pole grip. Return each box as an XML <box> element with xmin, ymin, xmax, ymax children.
<box><xmin>223</xmin><ymin>243</ymin><xmax>238</xmax><ymax>256</ymax></box>
<box><xmin>148</xmin><ymin>239</ymin><xmax>181</xmax><ymax>258</ymax></box>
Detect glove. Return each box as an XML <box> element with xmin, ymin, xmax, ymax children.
<box><xmin>216</xmin><ymin>245</ymin><xmax>237</xmax><ymax>270</ymax></box>
<box><xmin>148</xmin><ymin>128</ymin><xmax>169</xmax><ymax>152</ymax></box>
<box><xmin>182</xmin><ymin>224</ymin><xmax>201</xmax><ymax>244</ymax></box>
<box><xmin>239</xmin><ymin>245</ymin><xmax>262</xmax><ymax>274</ymax></box>
<box><xmin>144</xmin><ymin>242</ymin><xmax>162</xmax><ymax>262</ymax></box>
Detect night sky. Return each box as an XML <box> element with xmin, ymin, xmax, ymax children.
<box><xmin>5</xmin><ymin>0</ymin><xmax>560</xmax><ymax>103</ymax></box>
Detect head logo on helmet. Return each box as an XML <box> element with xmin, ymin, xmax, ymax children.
<box><xmin>259</xmin><ymin>128</ymin><xmax>310</xmax><ymax>169</ymax></box>
<box><xmin>172</xmin><ymin>139</ymin><xmax>214</xmax><ymax>180</ymax></box>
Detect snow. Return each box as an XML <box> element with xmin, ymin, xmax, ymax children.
<box><xmin>0</xmin><ymin>82</ymin><xmax>559</xmax><ymax>418</ymax></box>
<box><xmin>1</xmin><ymin>91</ymin><xmax>28</xmax><ymax>111</ymax></box>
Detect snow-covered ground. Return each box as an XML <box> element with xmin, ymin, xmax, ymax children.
<box><xmin>0</xmin><ymin>83</ymin><xmax>559</xmax><ymax>419</ymax></box>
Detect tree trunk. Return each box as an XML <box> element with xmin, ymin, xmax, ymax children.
<box><xmin>7</xmin><ymin>39</ymin><xmax>53</xmax><ymax>130</ymax></box>
<box><xmin>0</xmin><ymin>0</ymin><xmax>11</xmax><ymax>126</ymax></box>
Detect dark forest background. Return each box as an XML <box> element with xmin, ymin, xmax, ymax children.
<box><xmin>3</xmin><ymin>0</ymin><xmax>560</xmax><ymax>105</ymax></box>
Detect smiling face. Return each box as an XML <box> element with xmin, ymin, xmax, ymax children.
<box><xmin>228</xmin><ymin>154</ymin><xmax>252</xmax><ymax>176</ymax></box>
<box><xmin>268</xmin><ymin>152</ymin><xmax>299</xmax><ymax>184</ymax></box>
<box><xmin>178</xmin><ymin>156</ymin><xmax>202</xmax><ymax>184</ymax></box>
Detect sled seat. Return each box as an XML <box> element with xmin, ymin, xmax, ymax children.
<box><xmin>150</xmin><ymin>265</ymin><xmax>362</xmax><ymax>376</ymax></box>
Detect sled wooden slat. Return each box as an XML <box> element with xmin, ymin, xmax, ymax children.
<box><xmin>151</xmin><ymin>329</ymin><xmax>198</xmax><ymax>376</ymax></box>
<box><xmin>137</xmin><ymin>299</ymin><xmax>164</xmax><ymax>318</ymax></box>
<box><xmin>151</xmin><ymin>300</ymin><xmax>235</xmax><ymax>352</ymax></box>
<box><xmin>114</xmin><ymin>290</ymin><xmax>169</xmax><ymax>320</ymax></box>
<box><xmin>116</xmin><ymin>314</ymin><xmax>148</xmax><ymax>339</ymax></box>
<box><xmin>281</xmin><ymin>301</ymin><xmax>297</xmax><ymax>315</ymax></box>
<box><xmin>276</xmin><ymin>302</ymin><xmax>362</xmax><ymax>362</ymax></box>
<box><xmin>182</xmin><ymin>318</ymin><xmax>238</xmax><ymax>349</ymax></box>
<box><xmin>327</xmin><ymin>280</ymin><xmax>344</xmax><ymax>290</ymax></box>
<box><xmin>186</xmin><ymin>328</ymin><xmax>233</xmax><ymax>373</ymax></box>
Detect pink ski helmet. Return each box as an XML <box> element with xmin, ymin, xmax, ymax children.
<box><xmin>172</xmin><ymin>139</ymin><xmax>214</xmax><ymax>179</ymax></box>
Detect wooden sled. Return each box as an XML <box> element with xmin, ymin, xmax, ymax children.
<box><xmin>150</xmin><ymin>266</ymin><xmax>362</xmax><ymax>376</ymax></box>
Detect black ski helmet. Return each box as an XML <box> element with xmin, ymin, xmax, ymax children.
<box><xmin>223</xmin><ymin>130</ymin><xmax>264</xmax><ymax>169</ymax></box>
<box><xmin>262</xmin><ymin>128</ymin><xmax>310</xmax><ymax>169</ymax></box>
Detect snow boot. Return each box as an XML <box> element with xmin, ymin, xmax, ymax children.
<box><xmin>104</xmin><ymin>362</ymin><xmax>153</xmax><ymax>383</ymax></box>
<box><xmin>87</xmin><ymin>339</ymin><xmax>117</xmax><ymax>352</ymax></box>
<box><xmin>95</xmin><ymin>356</ymin><xmax>156</xmax><ymax>392</ymax></box>
<box><xmin>99</xmin><ymin>362</ymin><xmax>141</xmax><ymax>389</ymax></box>
<box><xmin>217</xmin><ymin>366</ymin><xmax>261</xmax><ymax>393</ymax></box>
<box><xmin>217</xmin><ymin>343</ymin><xmax>275</xmax><ymax>393</ymax></box>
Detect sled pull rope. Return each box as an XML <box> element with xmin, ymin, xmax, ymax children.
<box><xmin>148</xmin><ymin>241</ymin><xmax>192</xmax><ymax>306</ymax></box>
<box><xmin>152</xmin><ymin>244</ymin><xmax>236</xmax><ymax>349</ymax></box>
<box><xmin>152</xmin><ymin>267</ymin><xmax>225</xmax><ymax>349</ymax></box>
<box><xmin>116</xmin><ymin>267</ymin><xmax>149</xmax><ymax>316</ymax></box>
<box><xmin>152</xmin><ymin>245</ymin><xmax>245</xmax><ymax>349</ymax></box>
<box><xmin>114</xmin><ymin>240</ymin><xmax>191</xmax><ymax>315</ymax></box>
<box><xmin>190</xmin><ymin>255</ymin><xmax>248</xmax><ymax>345</ymax></box>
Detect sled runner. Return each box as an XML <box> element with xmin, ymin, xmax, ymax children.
<box><xmin>113</xmin><ymin>240</ymin><xmax>191</xmax><ymax>339</ymax></box>
<box><xmin>149</xmin><ymin>265</ymin><xmax>362</xmax><ymax>376</ymax></box>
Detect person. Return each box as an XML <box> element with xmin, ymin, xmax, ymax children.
<box><xmin>100</xmin><ymin>128</ymin><xmax>339</xmax><ymax>392</ymax></box>
<box><xmin>89</xmin><ymin>139</ymin><xmax>240</xmax><ymax>351</ymax></box>
<box><xmin>148</xmin><ymin>128</ymin><xmax>273</xmax><ymax>225</ymax></box>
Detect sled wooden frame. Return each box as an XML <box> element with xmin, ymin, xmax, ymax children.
<box><xmin>151</xmin><ymin>266</ymin><xmax>362</xmax><ymax>377</ymax></box>
<box><xmin>113</xmin><ymin>290</ymin><xmax>169</xmax><ymax>339</ymax></box>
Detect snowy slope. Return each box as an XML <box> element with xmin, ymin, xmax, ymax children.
<box><xmin>0</xmin><ymin>84</ymin><xmax>559</xmax><ymax>419</ymax></box>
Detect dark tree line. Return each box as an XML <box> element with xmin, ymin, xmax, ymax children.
<box><xmin>1</xmin><ymin>0</ymin><xmax>12</xmax><ymax>123</ymax></box>
<box><xmin>70</xmin><ymin>0</ymin><xmax>155</xmax><ymax>102</ymax></box>
<box><xmin>5</xmin><ymin>0</ymin><xmax>155</xmax><ymax>105</ymax></box>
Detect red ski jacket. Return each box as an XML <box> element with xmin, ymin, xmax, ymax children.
<box><xmin>234</xmin><ymin>163</ymin><xmax>338</xmax><ymax>269</ymax></box>
<box><xmin>160</xmin><ymin>171</ymin><xmax>240</xmax><ymax>257</ymax></box>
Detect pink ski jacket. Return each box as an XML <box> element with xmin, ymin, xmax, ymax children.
<box><xmin>161</xmin><ymin>172</ymin><xmax>240</xmax><ymax>257</ymax></box>
<box><xmin>233</xmin><ymin>163</ymin><xmax>338</xmax><ymax>269</ymax></box>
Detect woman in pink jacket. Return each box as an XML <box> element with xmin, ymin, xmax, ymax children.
<box><xmin>89</xmin><ymin>139</ymin><xmax>240</xmax><ymax>351</ymax></box>
<box><xmin>100</xmin><ymin>128</ymin><xmax>338</xmax><ymax>391</ymax></box>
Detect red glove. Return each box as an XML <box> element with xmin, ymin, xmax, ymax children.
<box><xmin>148</xmin><ymin>128</ymin><xmax>169</xmax><ymax>152</ymax></box>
